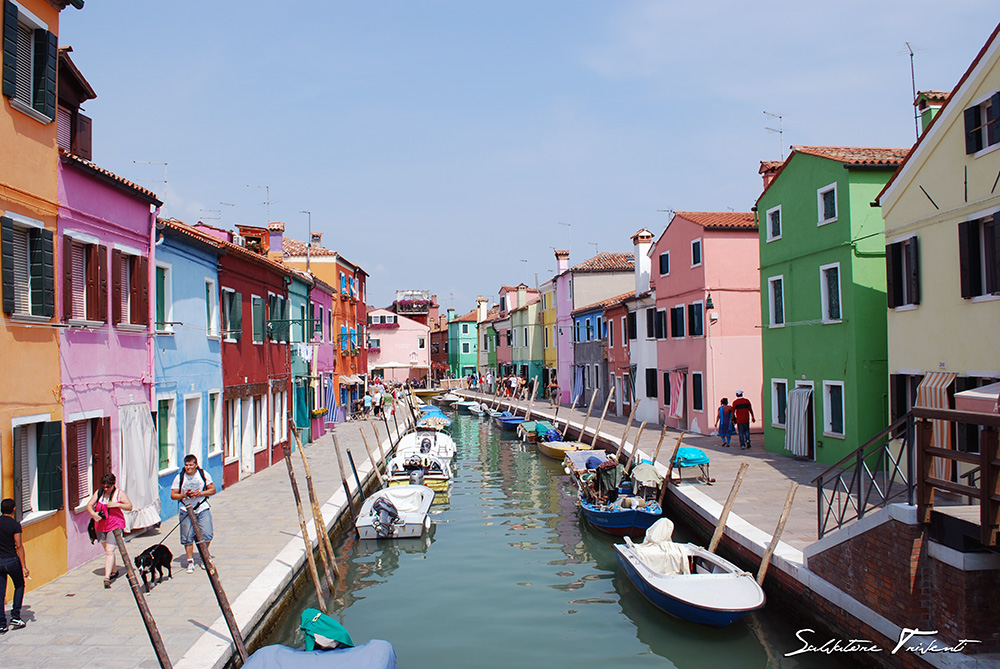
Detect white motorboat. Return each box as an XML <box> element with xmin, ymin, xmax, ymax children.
<box><xmin>454</xmin><ymin>400</ymin><xmax>481</xmax><ymax>413</ymax></box>
<box><xmin>386</xmin><ymin>452</ymin><xmax>453</xmax><ymax>491</ymax></box>
<box><xmin>355</xmin><ymin>485</ymin><xmax>435</xmax><ymax>539</ymax></box>
<box><xmin>435</xmin><ymin>393</ymin><xmax>461</xmax><ymax>406</ymax></box>
<box><xmin>395</xmin><ymin>430</ymin><xmax>457</xmax><ymax>466</ymax></box>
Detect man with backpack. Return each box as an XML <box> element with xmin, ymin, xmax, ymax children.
<box><xmin>731</xmin><ymin>390</ymin><xmax>756</xmax><ymax>450</ymax></box>
<box><xmin>170</xmin><ymin>455</ymin><xmax>216</xmax><ymax>573</ymax></box>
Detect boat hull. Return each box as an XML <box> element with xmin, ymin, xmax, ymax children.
<box><xmin>494</xmin><ymin>416</ymin><xmax>524</xmax><ymax>431</ymax></box>
<box><xmin>536</xmin><ymin>441</ymin><xmax>593</xmax><ymax>461</ymax></box>
<box><xmin>580</xmin><ymin>501</ymin><xmax>662</xmax><ymax>537</ymax></box>
<box><xmin>355</xmin><ymin>485</ymin><xmax>435</xmax><ymax>540</ymax></box>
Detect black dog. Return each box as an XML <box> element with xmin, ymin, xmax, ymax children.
<box><xmin>134</xmin><ymin>544</ymin><xmax>172</xmax><ymax>592</ymax></box>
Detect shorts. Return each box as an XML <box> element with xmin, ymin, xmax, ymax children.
<box><xmin>179</xmin><ymin>506</ymin><xmax>214</xmax><ymax>546</ymax></box>
<box><xmin>96</xmin><ymin>529</ymin><xmax>117</xmax><ymax>545</ymax></box>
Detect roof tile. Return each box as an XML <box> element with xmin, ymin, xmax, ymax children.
<box><xmin>569</xmin><ymin>252</ymin><xmax>634</xmax><ymax>273</ymax></box>
<box><xmin>672</xmin><ymin>211</ymin><xmax>756</xmax><ymax>230</ymax></box>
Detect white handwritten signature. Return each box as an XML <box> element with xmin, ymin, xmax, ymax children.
<box><xmin>785</xmin><ymin>628</ymin><xmax>982</xmax><ymax>657</ymax></box>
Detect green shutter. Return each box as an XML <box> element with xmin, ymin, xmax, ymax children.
<box><xmin>158</xmin><ymin>401</ymin><xmax>170</xmax><ymax>470</ymax></box>
<box><xmin>29</xmin><ymin>227</ymin><xmax>54</xmax><ymax>316</ymax></box>
<box><xmin>13</xmin><ymin>426</ymin><xmax>29</xmax><ymax>519</ymax></box>
<box><xmin>253</xmin><ymin>296</ymin><xmax>264</xmax><ymax>342</ymax></box>
<box><xmin>156</xmin><ymin>265</ymin><xmax>165</xmax><ymax>328</ymax></box>
<box><xmin>36</xmin><ymin>421</ymin><xmax>62</xmax><ymax>512</ymax></box>
<box><xmin>2</xmin><ymin>1</ymin><xmax>16</xmax><ymax>99</ymax></box>
<box><xmin>1</xmin><ymin>216</ymin><xmax>13</xmax><ymax>314</ymax></box>
<box><xmin>232</xmin><ymin>291</ymin><xmax>242</xmax><ymax>340</ymax></box>
<box><xmin>32</xmin><ymin>29</ymin><xmax>56</xmax><ymax>119</ymax></box>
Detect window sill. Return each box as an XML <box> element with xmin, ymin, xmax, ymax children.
<box><xmin>822</xmin><ymin>431</ymin><xmax>846</xmax><ymax>440</ymax></box>
<box><xmin>68</xmin><ymin>319</ymin><xmax>106</xmax><ymax>329</ymax></box>
<box><xmin>818</xmin><ymin>217</ymin><xmax>838</xmax><ymax>227</ymax></box>
<box><xmin>9</xmin><ymin>98</ymin><xmax>53</xmax><ymax>124</ymax></box>
<box><xmin>155</xmin><ymin>330</ymin><xmax>175</xmax><ymax>336</ymax></box>
<box><xmin>7</xmin><ymin>313</ymin><xmax>53</xmax><ymax>324</ymax></box>
<box><xmin>207</xmin><ymin>450</ymin><xmax>223</xmax><ymax>459</ymax></box>
<box><xmin>766</xmin><ymin>236</ymin><xmax>782</xmax><ymax>243</ymax></box>
<box><xmin>21</xmin><ymin>509</ymin><xmax>58</xmax><ymax>527</ymax></box>
<box><xmin>970</xmin><ymin>294</ymin><xmax>1000</xmax><ymax>303</ymax></box>
<box><xmin>891</xmin><ymin>304</ymin><xmax>919</xmax><ymax>312</ymax></box>
<box><xmin>768</xmin><ymin>322</ymin><xmax>785</xmax><ymax>329</ymax></box>
<box><xmin>253</xmin><ymin>446</ymin><xmax>267</xmax><ymax>454</ymax></box>
<box><xmin>972</xmin><ymin>142</ymin><xmax>1000</xmax><ymax>159</ymax></box>
<box><xmin>207</xmin><ymin>333</ymin><xmax>221</xmax><ymax>340</ymax></box>
<box><xmin>158</xmin><ymin>466</ymin><xmax>180</xmax><ymax>478</ymax></box>
<box><xmin>223</xmin><ymin>338</ymin><xmax>239</xmax><ymax>344</ymax></box>
<box><xmin>771</xmin><ymin>423</ymin><xmax>786</xmax><ymax>429</ymax></box>
<box><xmin>224</xmin><ymin>456</ymin><xmax>239</xmax><ymax>466</ymax></box>
<box><xmin>820</xmin><ymin>319</ymin><xmax>843</xmax><ymax>325</ymax></box>
<box><xmin>72</xmin><ymin>502</ymin><xmax>90</xmax><ymax>514</ymax></box>
<box><xmin>117</xmin><ymin>324</ymin><xmax>148</xmax><ymax>332</ymax></box>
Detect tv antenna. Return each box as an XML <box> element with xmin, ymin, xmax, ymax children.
<box><xmin>247</xmin><ymin>184</ymin><xmax>273</xmax><ymax>222</ymax></box>
<box><xmin>200</xmin><ymin>208</ymin><xmax>221</xmax><ymax>222</ymax></box>
<box><xmin>905</xmin><ymin>42</ymin><xmax>922</xmax><ymax>141</ymax></box>
<box><xmin>219</xmin><ymin>202</ymin><xmax>235</xmax><ymax>226</ymax></box>
<box><xmin>764</xmin><ymin>111</ymin><xmax>784</xmax><ymax>160</ymax></box>
<box><xmin>134</xmin><ymin>161</ymin><xmax>167</xmax><ymax>213</ymax></box>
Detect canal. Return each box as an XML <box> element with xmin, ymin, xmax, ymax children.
<box><xmin>262</xmin><ymin>410</ymin><xmax>837</xmax><ymax>667</ymax></box>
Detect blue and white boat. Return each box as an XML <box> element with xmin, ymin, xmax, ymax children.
<box><xmin>493</xmin><ymin>411</ymin><xmax>525</xmax><ymax>431</ymax></box>
<box><xmin>566</xmin><ymin>454</ymin><xmax>663</xmax><ymax>537</ymax></box>
<box><xmin>614</xmin><ymin>518</ymin><xmax>765</xmax><ymax>627</ymax></box>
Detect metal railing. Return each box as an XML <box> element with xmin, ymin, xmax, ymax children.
<box><xmin>813</xmin><ymin>412</ymin><xmax>915</xmax><ymax>539</ymax></box>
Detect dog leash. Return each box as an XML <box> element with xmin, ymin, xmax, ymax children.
<box><xmin>151</xmin><ymin>518</ymin><xmax>182</xmax><ymax>548</ymax></box>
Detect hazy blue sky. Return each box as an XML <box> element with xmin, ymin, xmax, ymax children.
<box><xmin>60</xmin><ymin>1</ymin><xmax>996</xmax><ymax>309</ymax></box>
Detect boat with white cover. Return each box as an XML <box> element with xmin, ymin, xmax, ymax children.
<box><xmin>355</xmin><ymin>485</ymin><xmax>435</xmax><ymax>540</ymax></box>
<box><xmin>385</xmin><ymin>452</ymin><xmax>452</xmax><ymax>491</ymax></box>
<box><xmin>394</xmin><ymin>430</ymin><xmax>457</xmax><ymax>466</ymax></box>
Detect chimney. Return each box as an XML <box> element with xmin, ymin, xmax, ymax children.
<box><xmin>268</xmin><ymin>221</ymin><xmax>285</xmax><ymax>262</ymax></box>
<box><xmin>915</xmin><ymin>91</ymin><xmax>948</xmax><ymax>134</ymax></box>
<box><xmin>517</xmin><ymin>285</ymin><xmax>527</xmax><ymax>310</ymax></box>
<box><xmin>631</xmin><ymin>229</ymin><xmax>654</xmax><ymax>295</ymax></box>
<box><xmin>310</xmin><ymin>231</ymin><xmax>323</xmax><ymax>247</ymax></box>
<box><xmin>429</xmin><ymin>294</ymin><xmax>439</xmax><ymax>324</ymax></box>
<box><xmin>554</xmin><ymin>249</ymin><xmax>569</xmax><ymax>275</ymax></box>
<box><xmin>476</xmin><ymin>296</ymin><xmax>488</xmax><ymax>323</ymax></box>
<box><xmin>759</xmin><ymin>161</ymin><xmax>781</xmax><ymax>190</ymax></box>
<box><xmin>447</xmin><ymin>308</ymin><xmax>456</xmax><ymax>323</ymax></box>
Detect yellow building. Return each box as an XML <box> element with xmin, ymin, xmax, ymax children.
<box><xmin>540</xmin><ymin>279</ymin><xmax>557</xmax><ymax>395</ymax></box>
<box><xmin>878</xmin><ymin>23</ymin><xmax>1000</xmax><ymax>447</ymax></box>
<box><xmin>1</xmin><ymin>0</ymin><xmax>83</xmax><ymax>590</ymax></box>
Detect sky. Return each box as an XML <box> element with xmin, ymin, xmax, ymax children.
<box><xmin>59</xmin><ymin>1</ymin><xmax>997</xmax><ymax>311</ymax></box>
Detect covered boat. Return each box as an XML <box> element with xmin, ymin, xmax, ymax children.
<box><xmin>434</xmin><ymin>393</ymin><xmax>461</xmax><ymax>405</ymax></box>
<box><xmin>614</xmin><ymin>518</ymin><xmax>765</xmax><ymax>627</ymax></box>
<box><xmin>355</xmin><ymin>485</ymin><xmax>434</xmax><ymax>539</ymax></box>
<box><xmin>395</xmin><ymin>430</ymin><xmax>457</xmax><ymax>466</ymax></box>
<box><xmin>516</xmin><ymin>420</ymin><xmax>559</xmax><ymax>443</ymax></box>
<box><xmin>454</xmin><ymin>399</ymin><xmax>481</xmax><ymax>413</ymax></box>
<box><xmin>386</xmin><ymin>452</ymin><xmax>452</xmax><ymax>491</ymax></box>
<box><xmin>493</xmin><ymin>411</ymin><xmax>525</xmax><ymax>431</ymax></box>
<box><xmin>573</xmin><ymin>457</ymin><xmax>663</xmax><ymax>537</ymax></box>
<box><xmin>243</xmin><ymin>608</ymin><xmax>396</xmax><ymax>668</ymax></box>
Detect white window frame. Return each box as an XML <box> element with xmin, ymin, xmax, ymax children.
<box><xmin>224</xmin><ymin>398</ymin><xmax>240</xmax><ymax>464</ymax></box>
<box><xmin>315</xmin><ymin>304</ymin><xmax>324</xmax><ymax>342</ymax></box>
<box><xmin>543</xmin><ymin>326</ymin><xmax>549</xmax><ymax>348</ymax></box>
<box><xmin>11</xmin><ymin>418</ymin><xmax>52</xmax><ymax>525</ymax></box>
<box><xmin>418</xmin><ymin>337</ymin><xmax>426</xmax><ymax>349</ymax></box>
<box><xmin>819</xmin><ymin>262</ymin><xmax>842</xmax><ymax>324</ymax></box>
<box><xmin>461</xmin><ymin>323</ymin><xmax>469</xmax><ymax>335</ymax></box>
<box><xmin>593</xmin><ymin>364</ymin><xmax>600</xmax><ymax>389</ymax></box>
<box><xmin>156</xmin><ymin>394</ymin><xmax>177</xmax><ymax>475</ymax></box>
<box><xmin>522</xmin><ymin>326</ymin><xmax>528</xmax><ymax>348</ymax></box>
<box><xmin>207</xmin><ymin>390</ymin><xmax>222</xmax><ymax>456</ymax></box>
<box><xmin>766</xmin><ymin>204</ymin><xmax>782</xmax><ymax>242</ymax></box>
<box><xmin>817</xmin><ymin>182</ymin><xmax>838</xmax><ymax>225</ymax></box>
<box><xmin>688</xmin><ymin>301</ymin><xmax>705</xmax><ymax>337</ymax></box>
<box><xmin>608</xmin><ymin>319</ymin><xmax>614</xmax><ymax>347</ymax></box>
<box><xmin>155</xmin><ymin>261</ymin><xmax>173</xmax><ymax>333</ymax></box>
<box><xmin>690</xmin><ymin>238</ymin><xmax>703</xmax><ymax>268</ymax></box>
<box><xmin>272</xmin><ymin>389</ymin><xmax>287</xmax><ymax>446</ymax></box>
<box><xmin>823</xmin><ymin>380</ymin><xmax>846</xmax><ymax>438</ymax></box>
<box><xmin>252</xmin><ymin>395</ymin><xmax>266</xmax><ymax>453</ymax></box>
<box><xmin>965</xmin><ymin>92</ymin><xmax>1000</xmax><ymax>158</ymax></box>
<box><xmin>771</xmin><ymin>379</ymin><xmax>788</xmax><ymax>428</ymax></box>
<box><xmin>7</xmin><ymin>215</ymin><xmax>45</xmax><ymax>318</ymax></box>
<box><xmin>768</xmin><ymin>275</ymin><xmax>785</xmax><ymax>327</ymax></box>
<box><xmin>597</xmin><ymin>316</ymin><xmax>603</xmax><ymax>340</ymax></box>
<box><xmin>670</xmin><ymin>304</ymin><xmax>685</xmax><ymax>339</ymax></box>
<box><xmin>206</xmin><ymin>278</ymin><xmax>219</xmax><ymax>337</ymax></box>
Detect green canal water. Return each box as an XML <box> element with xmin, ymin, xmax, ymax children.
<box><xmin>262</xmin><ymin>411</ymin><xmax>838</xmax><ymax>668</ymax></box>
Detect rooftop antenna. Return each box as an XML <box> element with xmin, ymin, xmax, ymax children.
<box><xmin>220</xmin><ymin>202</ymin><xmax>235</xmax><ymax>226</ymax></box>
<box><xmin>133</xmin><ymin>160</ymin><xmax>167</xmax><ymax>213</ymax></box>
<box><xmin>520</xmin><ymin>258</ymin><xmax>528</xmax><ymax>284</ymax></box>
<box><xmin>247</xmin><ymin>184</ymin><xmax>272</xmax><ymax>223</ymax></box>
<box><xmin>200</xmin><ymin>208</ymin><xmax>221</xmax><ymax>221</ymax></box>
<box><xmin>588</xmin><ymin>241</ymin><xmax>599</xmax><ymax>255</ymax></box>
<box><xmin>906</xmin><ymin>41</ymin><xmax>919</xmax><ymax>141</ymax></box>
<box><xmin>763</xmin><ymin>111</ymin><xmax>784</xmax><ymax>160</ymax></box>
<box><xmin>557</xmin><ymin>221</ymin><xmax>572</xmax><ymax>259</ymax></box>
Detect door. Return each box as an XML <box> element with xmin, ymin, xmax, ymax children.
<box><xmin>240</xmin><ymin>397</ymin><xmax>254</xmax><ymax>479</ymax></box>
<box><xmin>185</xmin><ymin>396</ymin><xmax>202</xmax><ymax>464</ymax></box>
<box><xmin>614</xmin><ymin>376</ymin><xmax>622</xmax><ymax>416</ymax></box>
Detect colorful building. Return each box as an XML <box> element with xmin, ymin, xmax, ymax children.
<box><xmin>366</xmin><ymin>307</ymin><xmax>430</xmax><ymax>385</ymax></box>
<box><xmin>288</xmin><ymin>271</ymin><xmax>313</xmax><ymax>442</ymax></box>
<box><xmin>571</xmin><ymin>300</ymin><xmax>609</xmax><ymax>409</ymax></box>
<box><xmin>509</xmin><ymin>290</ymin><xmax>542</xmax><ymax>391</ymax></box>
<box><xmin>877</xmin><ymin>24</ymin><xmax>1000</xmax><ymax>460</ymax></box>
<box><xmin>308</xmin><ymin>275</ymin><xmax>337</xmax><ymax>438</ymax></box>
<box><xmin>448</xmin><ymin>308</ymin><xmax>479</xmax><ymax>378</ymax></box>
<box><xmin>539</xmin><ymin>280</ymin><xmax>557</xmax><ymax>398</ymax></box>
<box><xmin>603</xmin><ymin>295</ymin><xmax>633</xmax><ymax>417</ymax></box>
<box><xmin>651</xmin><ymin>212</ymin><xmax>760</xmax><ymax>436</ymax></box>
<box><xmin>624</xmin><ymin>231</ymin><xmax>658</xmax><ymax>424</ymax></box>
<box><xmin>756</xmin><ymin>145</ymin><xmax>908</xmax><ymax>465</ymax></box>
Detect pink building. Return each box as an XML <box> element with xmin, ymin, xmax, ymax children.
<box><xmin>58</xmin><ymin>153</ymin><xmax>162</xmax><ymax>569</ymax></box>
<box><xmin>309</xmin><ymin>275</ymin><xmax>337</xmax><ymax>439</ymax></box>
<box><xmin>651</xmin><ymin>212</ymin><xmax>761</xmax><ymax>436</ymax></box>
<box><xmin>366</xmin><ymin>308</ymin><xmax>430</xmax><ymax>384</ymax></box>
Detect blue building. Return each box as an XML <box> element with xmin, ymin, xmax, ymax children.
<box><xmin>152</xmin><ymin>220</ymin><xmax>225</xmax><ymax>518</ymax></box>
<box><xmin>572</xmin><ymin>303</ymin><xmax>608</xmax><ymax>407</ymax></box>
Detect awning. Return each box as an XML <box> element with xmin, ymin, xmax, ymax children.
<box><xmin>954</xmin><ymin>381</ymin><xmax>1000</xmax><ymax>414</ymax></box>
<box><xmin>916</xmin><ymin>371</ymin><xmax>957</xmax><ymax>479</ymax></box>
<box><xmin>339</xmin><ymin>375</ymin><xmax>362</xmax><ymax>385</ymax></box>
<box><xmin>784</xmin><ymin>387</ymin><xmax>813</xmax><ymax>457</ymax></box>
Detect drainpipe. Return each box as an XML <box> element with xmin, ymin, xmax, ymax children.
<box><xmin>147</xmin><ymin>205</ymin><xmax>161</xmax><ymax>407</ymax></box>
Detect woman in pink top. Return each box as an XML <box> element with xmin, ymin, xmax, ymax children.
<box><xmin>86</xmin><ymin>473</ymin><xmax>133</xmax><ymax>588</ymax></box>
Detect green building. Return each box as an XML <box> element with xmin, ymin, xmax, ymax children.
<box><xmin>287</xmin><ymin>273</ymin><xmax>312</xmax><ymax>443</ymax></box>
<box><xmin>756</xmin><ymin>146</ymin><xmax>907</xmax><ymax>465</ymax></box>
<box><xmin>510</xmin><ymin>297</ymin><xmax>544</xmax><ymax>392</ymax></box>
<box><xmin>448</xmin><ymin>308</ymin><xmax>479</xmax><ymax>378</ymax></box>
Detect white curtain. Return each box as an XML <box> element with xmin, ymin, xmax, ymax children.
<box><xmin>119</xmin><ymin>403</ymin><xmax>161</xmax><ymax>531</ymax></box>
<box><xmin>784</xmin><ymin>387</ymin><xmax>813</xmax><ymax>457</ymax></box>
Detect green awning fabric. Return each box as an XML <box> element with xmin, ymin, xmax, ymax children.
<box><xmin>300</xmin><ymin>608</ymin><xmax>355</xmax><ymax>651</ymax></box>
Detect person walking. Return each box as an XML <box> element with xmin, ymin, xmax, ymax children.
<box><xmin>0</xmin><ymin>499</ymin><xmax>28</xmax><ymax>632</ymax></box>
<box><xmin>171</xmin><ymin>455</ymin><xmax>216</xmax><ymax>573</ymax></box>
<box><xmin>715</xmin><ymin>397</ymin><xmax>735</xmax><ymax>447</ymax></box>
<box><xmin>731</xmin><ymin>390</ymin><xmax>755</xmax><ymax>450</ymax></box>
<box><xmin>363</xmin><ymin>391</ymin><xmax>373</xmax><ymax>417</ymax></box>
<box><xmin>86</xmin><ymin>473</ymin><xmax>133</xmax><ymax>588</ymax></box>
<box><xmin>548</xmin><ymin>377</ymin><xmax>560</xmax><ymax>408</ymax></box>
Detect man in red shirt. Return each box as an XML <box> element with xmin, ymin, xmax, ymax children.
<box><xmin>731</xmin><ymin>390</ymin><xmax>755</xmax><ymax>450</ymax></box>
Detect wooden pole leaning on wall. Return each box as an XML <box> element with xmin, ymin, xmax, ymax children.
<box><xmin>658</xmin><ymin>432</ymin><xmax>686</xmax><ymax>507</ymax></box>
<box><xmin>359</xmin><ymin>424</ymin><xmax>385</xmax><ymax>486</ymax></box>
<box><xmin>624</xmin><ymin>421</ymin><xmax>647</xmax><ymax>472</ymax></box>
<box><xmin>590</xmin><ymin>386</ymin><xmax>616</xmax><ymax>448</ymax></box>
<box><xmin>367</xmin><ymin>418</ymin><xmax>385</xmax><ymax>463</ymax></box>
<box><xmin>331</xmin><ymin>431</ymin><xmax>357</xmax><ymax>521</ymax></box>
<box><xmin>577</xmin><ymin>389</ymin><xmax>599</xmax><ymax>444</ymax></box>
<box><xmin>561</xmin><ymin>391</ymin><xmax>581</xmax><ymax>439</ymax></box>
<box><xmin>708</xmin><ymin>462</ymin><xmax>750</xmax><ymax>554</ymax></box>
<box><xmin>757</xmin><ymin>482</ymin><xmax>798</xmax><ymax>585</ymax></box>
<box><xmin>112</xmin><ymin>529</ymin><xmax>172</xmax><ymax>668</ymax></box>
<box><xmin>179</xmin><ymin>502</ymin><xmax>251</xmax><ymax>660</ymax></box>
<box><xmin>524</xmin><ymin>382</ymin><xmax>539</xmax><ymax>421</ymax></box>
<box><xmin>651</xmin><ymin>423</ymin><xmax>669</xmax><ymax>464</ymax></box>
<box><xmin>615</xmin><ymin>399</ymin><xmax>640</xmax><ymax>459</ymax></box>
<box><xmin>281</xmin><ymin>441</ymin><xmax>329</xmax><ymax>613</ymax></box>
<box><xmin>291</xmin><ymin>422</ymin><xmax>340</xmax><ymax>584</ymax></box>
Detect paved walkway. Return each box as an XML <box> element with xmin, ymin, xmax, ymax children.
<box><xmin>0</xmin><ymin>413</ymin><xmax>409</xmax><ymax>669</ymax></box>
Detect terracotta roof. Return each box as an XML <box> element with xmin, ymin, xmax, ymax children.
<box><xmin>509</xmin><ymin>296</ymin><xmax>540</xmax><ymax>314</ymax></box>
<box><xmin>915</xmin><ymin>90</ymin><xmax>950</xmax><ymax>104</ymax></box>
<box><xmin>672</xmin><ymin>211</ymin><xmax>756</xmax><ymax>230</ymax></box>
<box><xmin>453</xmin><ymin>309</ymin><xmax>479</xmax><ymax>323</ymax></box>
<box><xmin>878</xmin><ymin>22</ymin><xmax>1000</xmax><ymax>205</ymax></box>
<box><xmin>60</xmin><ymin>152</ymin><xmax>162</xmax><ymax>206</ymax></box>
<box><xmin>572</xmin><ymin>291</ymin><xmax>633</xmax><ymax>315</ymax></box>
<box><xmin>758</xmin><ymin>145</ymin><xmax>910</xmax><ymax>205</ymax></box>
<box><xmin>569</xmin><ymin>252</ymin><xmax>634</xmax><ymax>273</ymax></box>
<box><xmin>499</xmin><ymin>283</ymin><xmax>532</xmax><ymax>293</ymax></box>
<box><xmin>162</xmin><ymin>218</ymin><xmax>290</xmax><ymax>276</ymax></box>
<box><xmin>759</xmin><ymin>161</ymin><xmax>782</xmax><ymax>174</ymax></box>
<box><xmin>283</xmin><ymin>236</ymin><xmax>338</xmax><ymax>257</ymax></box>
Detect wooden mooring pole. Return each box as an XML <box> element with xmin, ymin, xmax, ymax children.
<box><xmin>281</xmin><ymin>442</ymin><xmax>329</xmax><ymax>613</ymax></box>
<box><xmin>332</xmin><ymin>432</ymin><xmax>357</xmax><ymax>521</ymax></box>
<box><xmin>561</xmin><ymin>391</ymin><xmax>581</xmax><ymax>439</ymax></box>
<box><xmin>658</xmin><ymin>432</ymin><xmax>686</xmax><ymax>507</ymax></box>
<box><xmin>615</xmin><ymin>399</ymin><xmax>640</xmax><ymax>459</ymax></box>
<box><xmin>577</xmin><ymin>390</ymin><xmax>599</xmax><ymax>444</ymax></box>
<box><xmin>708</xmin><ymin>462</ymin><xmax>750</xmax><ymax>553</ymax></box>
<box><xmin>359</xmin><ymin>424</ymin><xmax>385</xmax><ymax>486</ymax></box>
<box><xmin>590</xmin><ymin>386</ymin><xmax>615</xmax><ymax>448</ymax></box>
<box><xmin>180</xmin><ymin>501</ymin><xmax>251</xmax><ymax>660</ymax></box>
<box><xmin>112</xmin><ymin>529</ymin><xmax>172</xmax><ymax>668</ymax></box>
<box><xmin>291</xmin><ymin>422</ymin><xmax>340</xmax><ymax>584</ymax></box>
<box><xmin>651</xmin><ymin>423</ymin><xmax>669</xmax><ymax>463</ymax></box>
<box><xmin>757</xmin><ymin>482</ymin><xmax>798</xmax><ymax>585</ymax></box>
<box><xmin>367</xmin><ymin>419</ymin><xmax>385</xmax><ymax>463</ymax></box>
<box><xmin>624</xmin><ymin>421</ymin><xmax>646</xmax><ymax>472</ymax></box>
<box><xmin>524</xmin><ymin>382</ymin><xmax>539</xmax><ymax>421</ymax></box>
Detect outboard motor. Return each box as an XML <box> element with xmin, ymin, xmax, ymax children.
<box><xmin>371</xmin><ymin>497</ymin><xmax>400</xmax><ymax>538</ymax></box>
<box><xmin>420</xmin><ymin>437</ymin><xmax>433</xmax><ymax>454</ymax></box>
<box><xmin>409</xmin><ymin>469</ymin><xmax>426</xmax><ymax>486</ymax></box>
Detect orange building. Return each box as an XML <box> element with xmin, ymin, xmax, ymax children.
<box><xmin>1</xmin><ymin>0</ymin><xmax>84</xmax><ymax>590</ymax></box>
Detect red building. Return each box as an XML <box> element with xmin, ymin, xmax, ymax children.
<box><xmin>604</xmin><ymin>295</ymin><xmax>633</xmax><ymax>417</ymax></box>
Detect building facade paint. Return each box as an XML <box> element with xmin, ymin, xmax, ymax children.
<box><xmin>367</xmin><ymin>308</ymin><xmax>430</xmax><ymax>384</ymax></box>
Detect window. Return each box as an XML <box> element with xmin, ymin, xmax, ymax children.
<box><xmin>340</xmin><ymin>272</ymin><xmax>347</xmax><ymax>294</ymax></box>
<box><xmin>2</xmin><ymin>2</ymin><xmax>57</xmax><ymax>122</ymax></box>
<box><xmin>670</xmin><ymin>306</ymin><xmax>685</xmax><ymax>338</ymax></box>
<box><xmin>1</xmin><ymin>216</ymin><xmax>55</xmax><ymax>318</ymax></box>
<box><xmin>221</xmin><ymin>289</ymin><xmax>242</xmax><ymax>341</ymax></box>
<box><xmin>251</xmin><ymin>295</ymin><xmax>264</xmax><ymax>344</ymax></box>
<box><xmin>820</xmin><ymin>263</ymin><xmax>842</xmax><ymax>322</ymax></box>
<box><xmin>823</xmin><ymin>381</ymin><xmax>845</xmax><ymax>436</ymax></box>
<box><xmin>594</xmin><ymin>364</ymin><xmax>600</xmax><ymax>389</ymax></box>
<box><xmin>461</xmin><ymin>323</ymin><xmax>469</xmax><ymax>335</ymax></box>
<box><xmin>252</xmin><ymin>395</ymin><xmax>264</xmax><ymax>451</ymax></box>
<box><xmin>608</xmin><ymin>320</ymin><xmax>614</xmax><ymax>347</ymax></box>
<box><xmin>206</xmin><ymin>279</ymin><xmax>219</xmax><ymax>336</ymax></box>
<box><xmin>766</xmin><ymin>205</ymin><xmax>782</xmax><ymax>241</ymax></box>
<box><xmin>266</xmin><ymin>294</ymin><xmax>289</xmax><ymax>342</ymax></box>
<box><xmin>272</xmin><ymin>388</ymin><xmax>288</xmax><ymax>445</ymax></box>
<box><xmin>963</xmin><ymin>92</ymin><xmax>1000</xmax><ymax>155</ymax></box>
<box><xmin>224</xmin><ymin>398</ymin><xmax>239</xmax><ymax>461</ymax></box>
<box><xmin>155</xmin><ymin>263</ymin><xmax>172</xmax><ymax>332</ymax></box>
<box><xmin>386</xmin><ymin>314</ymin><xmax>396</xmax><ymax>324</ymax></box>
<box><xmin>523</xmin><ymin>326</ymin><xmax>528</xmax><ymax>347</ymax></box>
<box><xmin>958</xmin><ymin>213</ymin><xmax>1000</xmax><ymax>299</ymax></box>
<box><xmin>574</xmin><ymin>321</ymin><xmax>581</xmax><ymax>342</ymax></box>
<box><xmin>297</xmin><ymin>305</ymin><xmax>307</xmax><ymax>344</ymax></box>
<box><xmin>653</xmin><ymin>309</ymin><xmax>666</xmax><ymax>339</ymax></box>
<box><xmin>662</xmin><ymin>371</ymin><xmax>671</xmax><ymax>407</ymax></box>
<box><xmin>886</xmin><ymin>237</ymin><xmax>920</xmax><ymax>308</ymax></box>
<box><xmin>645</xmin><ymin>368</ymin><xmax>658</xmax><ymax>398</ymax></box>
<box><xmin>462</xmin><ymin>342</ymin><xmax>470</xmax><ymax>354</ymax></box>
<box><xmin>692</xmin><ymin>372</ymin><xmax>703</xmax><ymax>411</ymax></box>
<box><xmin>691</xmin><ymin>239</ymin><xmax>702</xmax><ymax>267</ymax></box>
<box><xmin>155</xmin><ymin>397</ymin><xmax>176</xmax><ymax>472</ymax></box>
<box><xmin>772</xmin><ymin>380</ymin><xmax>788</xmax><ymax>427</ymax></box>
<box><xmin>12</xmin><ymin>418</ymin><xmax>61</xmax><ymax>521</ymax></box>
<box><xmin>543</xmin><ymin>326</ymin><xmax>549</xmax><ymax>348</ymax></box>
<box><xmin>511</xmin><ymin>328</ymin><xmax>518</xmax><ymax>348</ymax></box>
<box><xmin>645</xmin><ymin>308</ymin><xmax>655</xmax><ymax>339</ymax></box>
<box><xmin>688</xmin><ymin>302</ymin><xmax>704</xmax><ymax>337</ymax></box>
<box><xmin>626</xmin><ymin>312</ymin><xmax>636</xmax><ymax>340</ymax></box>
<box><xmin>65</xmin><ymin>417</ymin><xmax>109</xmax><ymax>509</ymax></box>
<box><xmin>112</xmin><ymin>249</ymin><xmax>149</xmax><ymax>327</ymax></box>
<box><xmin>597</xmin><ymin>316</ymin><xmax>603</xmax><ymax>340</ymax></box>
<box><xmin>768</xmin><ymin>276</ymin><xmax>785</xmax><ymax>326</ymax></box>
<box><xmin>659</xmin><ymin>251</ymin><xmax>670</xmax><ymax>275</ymax></box>
<box><xmin>418</xmin><ymin>337</ymin><xmax>426</xmax><ymax>349</ymax></box>
<box><xmin>207</xmin><ymin>392</ymin><xmax>222</xmax><ymax>455</ymax></box>
<box><xmin>586</xmin><ymin>319</ymin><xmax>593</xmax><ymax>341</ymax></box>
<box><xmin>817</xmin><ymin>183</ymin><xmax>838</xmax><ymax>225</ymax></box>
<box><xmin>314</xmin><ymin>304</ymin><xmax>324</xmax><ymax>341</ymax></box>
<box><xmin>63</xmin><ymin>236</ymin><xmax>106</xmax><ymax>323</ymax></box>
<box><xmin>499</xmin><ymin>296</ymin><xmax>507</xmax><ymax>313</ymax></box>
